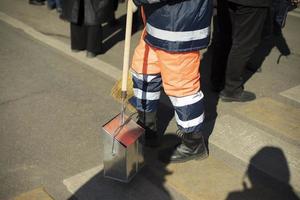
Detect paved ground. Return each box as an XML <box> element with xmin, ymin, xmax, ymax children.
<box><xmin>0</xmin><ymin>19</ymin><xmax>117</xmax><ymax>199</ymax></box>
<box><xmin>0</xmin><ymin>1</ymin><xmax>300</xmax><ymax>200</ymax></box>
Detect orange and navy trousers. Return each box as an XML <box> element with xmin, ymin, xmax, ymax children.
<box><xmin>130</xmin><ymin>34</ymin><xmax>205</xmax><ymax>134</ymax></box>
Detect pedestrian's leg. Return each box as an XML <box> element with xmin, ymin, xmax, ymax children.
<box><xmin>55</xmin><ymin>0</ymin><xmax>62</xmax><ymax>13</ymax></box>
<box><xmin>47</xmin><ymin>0</ymin><xmax>56</xmax><ymax>9</ymax></box>
<box><xmin>86</xmin><ymin>24</ymin><xmax>103</xmax><ymax>57</ymax></box>
<box><xmin>221</xmin><ymin>3</ymin><xmax>268</xmax><ymax>101</ymax></box>
<box><xmin>131</xmin><ymin>36</ymin><xmax>162</xmax><ymax>147</ymax></box>
<box><xmin>210</xmin><ymin>0</ymin><xmax>232</xmax><ymax>92</ymax></box>
<box><xmin>158</xmin><ymin>50</ymin><xmax>207</xmax><ymax>163</ymax></box>
<box><xmin>70</xmin><ymin>23</ymin><xmax>87</xmax><ymax>51</ymax></box>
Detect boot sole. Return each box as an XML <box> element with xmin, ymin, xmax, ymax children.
<box><xmin>220</xmin><ymin>96</ymin><xmax>253</xmax><ymax>102</ymax></box>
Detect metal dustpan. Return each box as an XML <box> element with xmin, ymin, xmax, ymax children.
<box><xmin>102</xmin><ymin>0</ymin><xmax>144</xmax><ymax>183</ymax></box>
<box><xmin>102</xmin><ymin>113</ymin><xmax>144</xmax><ymax>183</ymax></box>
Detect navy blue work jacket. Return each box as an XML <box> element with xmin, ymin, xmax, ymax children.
<box><xmin>134</xmin><ymin>0</ymin><xmax>213</xmax><ymax>52</ymax></box>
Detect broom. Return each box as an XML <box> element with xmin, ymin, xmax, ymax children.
<box><xmin>110</xmin><ymin>0</ymin><xmax>136</xmax><ymax>112</ymax></box>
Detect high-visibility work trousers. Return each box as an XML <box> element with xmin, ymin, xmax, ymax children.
<box><xmin>130</xmin><ymin>36</ymin><xmax>205</xmax><ymax>134</ymax></box>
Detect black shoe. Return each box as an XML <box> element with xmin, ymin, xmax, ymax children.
<box><xmin>160</xmin><ymin>131</ymin><xmax>208</xmax><ymax>163</ymax></box>
<box><xmin>137</xmin><ymin>111</ymin><xmax>159</xmax><ymax>147</ymax></box>
<box><xmin>220</xmin><ymin>90</ymin><xmax>256</xmax><ymax>102</ymax></box>
<box><xmin>29</xmin><ymin>0</ymin><xmax>45</xmax><ymax>5</ymax></box>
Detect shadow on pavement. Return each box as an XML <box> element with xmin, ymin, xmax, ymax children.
<box><xmin>226</xmin><ymin>146</ymin><xmax>300</xmax><ymax>200</ymax></box>
<box><xmin>200</xmin><ymin>34</ymin><xmax>220</xmax><ymax>151</ymax></box>
<box><xmin>202</xmin><ymin>50</ymin><xmax>219</xmax><ymax>129</ymax></box>
<box><xmin>245</xmin><ymin>26</ymin><xmax>291</xmax><ymax>80</ymax></box>
<box><xmin>66</xmin><ymin>168</ymin><xmax>172</xmax><ymax>200</ymax></box>
<box><xmin>66</xmin><ymin>134</ymin><xmax>181</xmax><ymax>200</ymax></box>
<box><xmin>246</xmin><ymin>3</ymin><xmax>296</xmax><ymax>75</ymax></box>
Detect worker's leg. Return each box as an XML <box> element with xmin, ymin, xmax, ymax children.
<box><xmin>131</xmin><ymin>37</ymin><xmax>161</xmax><ymax>146</ymax></box>
<box><xmin>157</xmin><ymin>50</ymin><xmax>208</xmax><ymax>162</ymax></box>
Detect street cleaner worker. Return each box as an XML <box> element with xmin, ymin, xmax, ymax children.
<box><xmin>130</xmin><ymin>0</ymin><xmax>213</xmax><ymax>163</ymax></box>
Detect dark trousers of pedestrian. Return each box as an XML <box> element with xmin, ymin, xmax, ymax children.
<box><xmin>211</xmin><ymin>1</ymin><xmax>268</xmax><ymax>95</ymax></box>
<box><xmin>47</xmin><ymin>0</ymin><xmax>61</xmax><ymax>9</ymax></box>
<box><xmin>210</xmin><ymin>0</ymin><xmax>232</xmax><ymax>90</ymax></box>
<box><xmin>70</xmin><ymin>23</ymin><xmax>103</xmax><ymax>54</ymax></box>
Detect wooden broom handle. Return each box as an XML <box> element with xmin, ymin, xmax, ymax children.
<box><xmin>121</xmin><ymin>0</ymin><xmax>135</xmax><ymax>99</ymax></box>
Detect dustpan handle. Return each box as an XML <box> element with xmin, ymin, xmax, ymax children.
<box><xmin>112</xmin><ymin>1</ymin><xmax>135</xmax><ymax>154</ymax></box>
<box><xmin>121</xmin><ymin>0</ymin><xmax>135</xmax><ymax>99</ymax></box>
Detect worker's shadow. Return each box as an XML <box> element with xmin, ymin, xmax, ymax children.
<box><xmin>65</xmin><ymin>143</ymin><xmax>179</xmax><ymax>200</ymax></box>
<box><xmin>65</xmin><ymin>158</ymin><xmax>174</xmax><ymax>200</ymax></box>
<box><xmin>225</xmin><ymin>146</ymin><xmax>300</xmax><ymax>200</ymax></box>
<box><xmin>65</xmin><ymin>118</ymin><xmax>179</xmax><ymax>200</ymax></box>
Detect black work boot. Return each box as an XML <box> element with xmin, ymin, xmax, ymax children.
<box><xmin>137</xmin><ymin>111</ymin><xmax>159</xmax><ymax>147</ymax></box>
<box><xmin>220</xmin><ymin>90</ymin><xmax>256</xmax><ymax>102</ymax></box>
<box><xmin>168</xmin><ymin>131</ymin><xmax>208</xmax><ymax>163</ymax></box>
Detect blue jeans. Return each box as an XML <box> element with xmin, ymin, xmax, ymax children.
<box><xmin>47</xmin><ymin>0</ymin><xmax>61</xmax><ymax>9</ymax></box>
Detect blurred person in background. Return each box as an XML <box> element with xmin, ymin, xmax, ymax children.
<box><xmin>210</xmin><ymin>0</ymin><xmax>272</xmax><ymax>102</ymax></box>
<box><xmin>47</xmin><ymin>0</ymin><xmax>62</xmax><ymax>14</ymax></box>
<box><xmin>211</xmin><ymin>0</ymin><xmax>299</xmax><ymax>102</ymax></box>
<box><xmin>61</xmin><ymin>0</ymin><xmax>115</xmax><ymax>58</ymax></box>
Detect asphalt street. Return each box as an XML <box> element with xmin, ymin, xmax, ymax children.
<box><xmin>0</xmin><ymin>20</ymin><xmax>119</xmax><ymax>199</ymax></box>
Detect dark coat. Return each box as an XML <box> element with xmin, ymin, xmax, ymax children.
<box><xmin>61</xmin><ymin>0</ymin><xmax>114</xmax><ymax>25</ymax></box>
<box><xmin>227</xmin><ymin>0</ymin><xmax>272</xmax><ymax>7</ymax></box>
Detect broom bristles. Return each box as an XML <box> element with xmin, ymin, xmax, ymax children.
<box><xmin>111</xmin><ymin>73</ymin><xmax>136</xmax><ymax>113</ymax></box>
